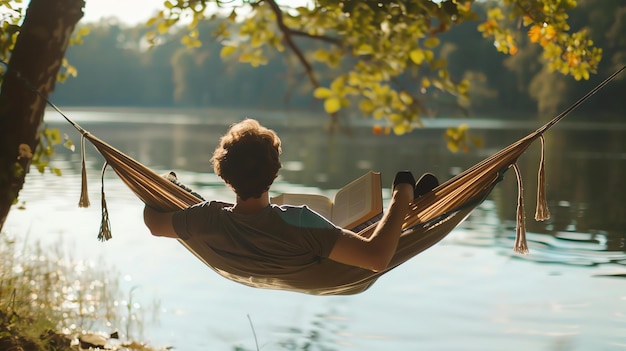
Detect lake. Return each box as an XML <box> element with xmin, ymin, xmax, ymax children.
<box><xmin>4</xmin><ymin>107</ymin><xmax>626</xmax><ymax>350</ymax></box>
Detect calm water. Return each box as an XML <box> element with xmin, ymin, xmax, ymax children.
<box><xmin>4</xmin><ymin>107</ymin><xmax>626</xmax><ymax>350</ymax></box>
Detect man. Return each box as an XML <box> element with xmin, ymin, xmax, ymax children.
<box><xmin>144</xmin><ymin>119</ymin><xmax>437</xmax><ymax>292</ymax></box>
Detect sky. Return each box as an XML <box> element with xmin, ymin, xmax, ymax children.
<box><xmin>4</xmin><ymin>0</ymin><xmax>161</xmax><ymax>25</ymax></box>
<box><xmin>82</xmin><ymin>0</ymin><xmax>161</xmax><ymax>24</ymax></box>
<box><xmin>9</xmin><ymin>0</ymin><xmax>309</xmax><ymax>25</ymax></box>
<box><xmin>21</xmin><ymin>0</ymin><xmax>310</xmax><ymax>24</ymax></box>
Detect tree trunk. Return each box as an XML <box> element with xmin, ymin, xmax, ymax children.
<box><xmin>0</xmin><ymin>0</ymin><xmax>84</xmax><ymax>230</ymax></box>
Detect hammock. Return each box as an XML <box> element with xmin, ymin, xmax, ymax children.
<box><xmin>45</xmin><ymin>67</ymin><xmax>624</xmax><ymax>295</ymax></box>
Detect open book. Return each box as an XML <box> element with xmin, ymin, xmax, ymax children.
<box><xmin>271</xmin><ymin>171</ymin><xmax>383</xmax><ymax>231</ymax></box>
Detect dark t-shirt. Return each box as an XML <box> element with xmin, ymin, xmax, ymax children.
<box><xmin>172</xmin><ymin>201</ymin><xmax>346</xmax><ymax>293</ymax></box>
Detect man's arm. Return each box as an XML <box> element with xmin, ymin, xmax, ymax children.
<box><xmin>143</xmin><ymin>206</ymin><xmax>179</xmax><ymax>238</ymax></box>
<box><xmin>328</xmin><ymin>183</ymin><xmax>412</xmax><ymax>272</ymax></box>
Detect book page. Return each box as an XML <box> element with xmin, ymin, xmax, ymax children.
<box><xmin>332</xmin><ymin>172</ymin><xmax>382</xmax><ymax>228</ymax></box>
<box><xmin>271</xmin><ymin>193</ymin><xmax>334</xmax><ymax>221</ymax></box>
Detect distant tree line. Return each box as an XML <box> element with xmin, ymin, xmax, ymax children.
<box><xmin>52</xmin><ymin>0</ymin><xmax>625</xmax><ymax>122</ymax></box>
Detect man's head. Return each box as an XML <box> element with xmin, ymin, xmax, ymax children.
<box><xmin>212</xmin><ymin>119</ymin><xmax>282</xmax><ymax>200</ymax></box>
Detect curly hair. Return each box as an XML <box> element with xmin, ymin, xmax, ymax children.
<box><xmin>211</xmin><ymin>119</ymin><xmax>282</xmax><ymax>200</ymax></box>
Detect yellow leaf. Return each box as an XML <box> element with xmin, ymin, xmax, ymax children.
<box><xmin>389</xmin><ymin>113</ymin><xmax>402</xmax><ymax>122</ymax></box>
<box><xmin>355</xmin><ymin>44</ymin><xmax>374</xmax><ymax>55</ymax></box>
<box><xmin>46</xmin><ymin>128</ymin><xmax>62</xmax><ymax>144</ymax></box>
<box><xmin>447</xmin><ymin>140</ymin><xmax>459</xmax><ymax>153</ymax></box>
<box><xmin>424</xmin><ymin>50</ymin><xmax>434</xmax><ymax>61</ymax></box>
<box><xmin>373</xmin><ymin>108</ymin><xmax>385</xmax><ymax>120</ymax></box>
<box><xmin>64</xmin><ymin>139</ymin><xmax>75</xmax><ymax>152</ymax></box>
<box><xmin>324</xmin><ymin>97</ymin><xmax>341</xmax><ymax>114</ymax></box>
<box><xmin>65</xmin><ymin>65</ymin><xmax>77</xmax><ymax>78</ymax></box>
<box><xmin>330</xmin><ymin>76</ymin><xmax>346</xmax><ymax>92</ymax></box>
<box><xmin>251</xmin><ymin>35</ymin><xmax>262</xmax><ymax>48</ymax></box>
<box><xmin>78</xmin><ymin>27</ymin><xmax>90</xmax><ymax>36</ymax></box>
<box><xmin>157</xmin><ymin>21</ymin><xmax>169</xmax><ymax>34</ymax></box>
<box><xmin>313</xmin><ymin>87</ymin><xmax>333</xmax><ymax>99</ymax></box>
<box><xmin>424</xmin><ymin>37</ymin><xmax>440</xmax><ymax>48</ymax></box>
<box><xmin>393</xmin><ymin>123</ymin><xmax>407</xmax><ymax>135</ymax></box>
<box><xmin>220</xmin><ymin>46</ymin><xmax>237</xmax><ymax>58</ymax></box>
<box><xmin>313</xmin><ymin>49</ymin><xmax>329</xmax><ymax>62</ymax></box>
<box><xmin>457</xmin><ymin>80</ymin><xmax>469</xmax><ymax>95</ymax></box>
<box><xmin>359</xmin><ymin>99</ymin><xmax>375</xmax><ymax>113</ymax></box>
<box><xmin>348</xmin><ymin>73</ymin><xmax>360</xmax><ymax>86</ymax></box>
<box><xmin>399</xmin><ymin>91</ymin><xmax>413</xmax><ymax>105</ymax></box>
<box><xmin>146</xmin><ymin>17</ymin><xmax>158</xmax><ymax>27</ymax></box>
<box><xmin>409</xmin><ymin>49</ymin><xmax>425</xmax><ymax>64</ymax></box>
<box><xmin>487</xmin><ymin>8</ymin><xmax>504</xmax><ymax>20</ymax></box>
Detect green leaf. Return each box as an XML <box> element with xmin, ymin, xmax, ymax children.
<box><xmin>51</xmin><ymin>168</ymin><xmax>62</xmax><ymax>176</ymax></box>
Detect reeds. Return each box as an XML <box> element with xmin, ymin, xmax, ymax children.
<box><xmin>0</xmin><ymin>231</ymin><xmax>163</xmax><ymax>350</ymax></box>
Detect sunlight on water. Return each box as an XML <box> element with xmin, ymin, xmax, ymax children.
<box><xmin>4</xmin><ymin>108</ymin><xmax>626</xmax><ymax>350</ymax></box>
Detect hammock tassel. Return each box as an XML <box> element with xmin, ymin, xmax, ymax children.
<box><xmin>78</xmin><ymin>134</ymin><xmax>90</xmax><ymax>208</ymax></box>
<box><xmin>534</xmin><ymin>135</ymin><xmax>551</xmax><ymax>221</ymax></box>
<box><xmin>98</xmin><ymin>162</ymin><xmax>112</xmax><ymax>241</ymax></box>
<box><xmin>512</xmin><ymin>163</ymin><xmax>529</xmax><ymax>254</ymax></box>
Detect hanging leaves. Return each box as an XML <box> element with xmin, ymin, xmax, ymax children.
<box><xmin>29</xmin><ymin>127</ymin><xmax>75</xmax><ymax>176</ymax></box>
<box><xmin>477</xmin><ymin>0</ymin><xmax>601</xmax><ymax>80</ymax></box>
<box><xmin>144</xmin><ymin>0</ymin><xmax>603</xmax><ymax>136</ymax></box>
<box><xmin>445</xmin><ymin>124</ymin><xmax>483</xmax><ymax>153</ymax></box>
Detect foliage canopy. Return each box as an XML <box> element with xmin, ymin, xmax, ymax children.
<box><xmin>146</xmin><ymin>0</ymin><xmax>602</xmax><ymax>134</ymax></box>
<box><xmin>0</xmin><ymin>0</ymin><xmax>606</xmax><ymax>135</ymax></box>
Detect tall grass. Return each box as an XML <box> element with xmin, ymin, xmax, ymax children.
<box><xmin>0</xmin><ymin>230</ymin><xmax>161</xmax><ymax>350</ymax></box>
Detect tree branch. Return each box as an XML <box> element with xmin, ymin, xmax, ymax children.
<box><xmin>265</xmin><ymin>0</ymin><xmax>319</xmax><ymax>88</ymax></box>
<box><xmin>289</xmin><ymin>29</ymin><xmax>342</xmax><ymax>46</ymax></box>
<box><xmin>265</xmin><ymin>0</ymin><xmax>342</xmax><ymax>129</ymax></box>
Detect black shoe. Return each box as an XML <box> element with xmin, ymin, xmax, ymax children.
<box><xmin>414</xmin><ymin>173</ymin><xmax>439</xmax><ymax>199</ymax></box>
<box><xmin>392</xmin><ymin>171</ymin><xmax>416</xmax><ymax>190</ymax></box>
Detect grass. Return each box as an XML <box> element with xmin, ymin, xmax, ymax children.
<box><xmin>0</xmin><ymin>230</ymin><xmax>164</xmax><ymax>350</ymax></box>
